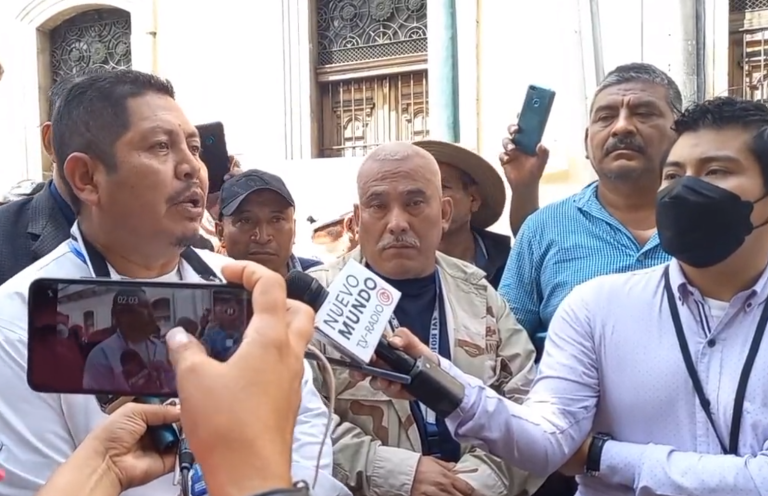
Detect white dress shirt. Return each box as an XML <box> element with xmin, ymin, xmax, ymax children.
<box><xmin>0</xmin><ymin>226</ymin><xmax>349</xmax><ymax>496</ymax></box>
<box><xmin>440</xmin><ymin>260</ymin><xmax>768</xmax><ymax>496</ymax></box>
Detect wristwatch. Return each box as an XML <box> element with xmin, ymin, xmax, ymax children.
<box><xmin>252</xmin><ymin>481</ymin><xmax>310</xmax><ymax>496</ymax></box>
<box><xmin>585</xmin><ymin>433</ymin><xmax>613</xmax><ymax>477</ymax></box>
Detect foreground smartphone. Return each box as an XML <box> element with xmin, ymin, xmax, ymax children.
<box><xmin>27</xmin><ymin>278</ymin><xmax>412</xmax><ymax>396</ymax></box>
<box><xmin>27</xmin><ymin>278</ymin><xmax>252</xmax><ymax>397</ymax></box>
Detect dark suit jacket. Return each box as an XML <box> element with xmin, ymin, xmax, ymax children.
<box><xmin>0</xmin><ymin>182</ymin><xmax>71</xmax><ymax>286</ymax></box>
<box><xmin>475</xmin><ymin>229</ymin><xmax>511</xmax><ymax>290</ymax></box>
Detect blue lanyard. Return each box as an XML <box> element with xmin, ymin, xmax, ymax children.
<box><xmin>68</xmin><ymin>239</ymin><xmax>87</xmax><ymax>265</ymax></box>
<box><xmin>388</xmin><ymin>271</ymin><xmax>442</xmax><ymax>424</ymax></box>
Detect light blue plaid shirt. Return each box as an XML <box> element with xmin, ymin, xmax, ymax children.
<box><xmin>498</xmin><ymin>181</ymin><xmax>671</xmax><ymax>355</ymax></box>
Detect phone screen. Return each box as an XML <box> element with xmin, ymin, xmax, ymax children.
<box><xmin>27</xmin><ymin>279</ymin><xmax>251</xmax><ymax>397</ymax></box>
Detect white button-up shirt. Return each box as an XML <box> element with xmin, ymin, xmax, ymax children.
<box><xmin>0</xmin><ymin>232</ymin><xmax>349</xmax><ymax>496</ymax></box>
<box><xmin>441</xmin><ymin>260</ymin><xmax>768</xmax><ymax>496</ymax></box>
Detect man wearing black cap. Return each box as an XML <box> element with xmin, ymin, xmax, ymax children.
<box><xmin>217</xmin><ymin>169</ymin><xmax>321</xmax><ymax>275</ymax></box>
<box><xmin>414</xmin><ymin>140</ymin><xmax>511</xmax><ymax>289</ymax></box>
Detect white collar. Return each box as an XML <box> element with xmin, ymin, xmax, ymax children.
<box><xmin>69</xmin><ymin>221</ymin><xmax>203</xmax><ymax>282</ymax></box>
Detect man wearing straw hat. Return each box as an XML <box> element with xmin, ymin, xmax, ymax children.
<box><xmin>414</xmin><ymin>140</ymin><xmax>511</xmax><ymax>288</ymax></box>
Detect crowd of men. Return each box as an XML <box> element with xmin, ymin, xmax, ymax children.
<box><xmin>0</xmin><ymin>59</ymin><xmax>764</xmax><ymax>496</ymax></box>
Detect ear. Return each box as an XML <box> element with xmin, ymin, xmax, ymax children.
<box><xmin>215</xmin><ymin>220</ymin><xmax>224</xmax><ymax>240</ymax></box>
<box><xmin>353</xmin><ymin>204</ymin><xmax>361</xmax><ymax>228</ymax></box>
<box><xmin>63</xmin><ymin>152</ymin><xmax>100</xmax><ymax>208</ymax></box>
<box><xmin>291</xmin><ymin>218</ymin><xmax>297</xmax><ymax>245</ymax></box>
<box><xmin>41</xmin><ymin>122</ymin><xmax>55</xmax><ymax>162</ymax></box>
<box><xmin>440</xmin><ymin>196</ymin><xmax>454</xmax><ymax>234</ymax></box>
<box><xmin>468</xmin><ymin>184</ymin><xmax>482</xmax><ymax>214</ymax></box>
<box><xmin>584</xmin><ymin>127</ymin><xmax>590</xmax><ymax>160</ymax></box>
<box><xmin>343</xmin><ymin>212</ymin><xmax>356</xmax><ymax>234</ymax></box>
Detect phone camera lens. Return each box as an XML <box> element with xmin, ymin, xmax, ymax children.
<box><xmin>205</xmin><ymin>136</ymin><xmax>215</xmax><ymax>145</ymax></box>
<box><xmin>532</xmin><ymin>98</ymin><xmax>541</xmax><ymax>107</ymax></box>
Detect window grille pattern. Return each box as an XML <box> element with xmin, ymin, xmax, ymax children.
<box><xmin>50</xmin><ymin>8</ymin><xmax>132</xmax><ymax>83</ymax></box>
<box><xmin>319</xmin><ymin>71</ymin><xmax>428</xmax><ymax>157</ymax></box>
<box><xmin>730</xmin><ymin>29</ymin><xmax>768</xmax><ymax>100</ymax></box>
<box><xmin>731</xmin><ymin>0</ymin><xmax>768</xmax><ymax>12</ymax></box>
<box><xmin>317</xmin><ymin>0</ymin><xmax>428</xmax><ymax>66</ymax></box>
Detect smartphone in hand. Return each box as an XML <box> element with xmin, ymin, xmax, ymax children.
<box><xmin>27</xmin><ymin>278</ymin><xmax>252</xmax><ymax>398</ymax></box>
<box><xmin>512</xmin><ymin>85</ymin><xmax>556</xmax><ymax>156</ymax></box>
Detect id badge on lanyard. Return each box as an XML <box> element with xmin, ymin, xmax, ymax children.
<box><xmin>389</xmin><ymin>272</ymin><xmax>441</xmax><ymax>425</ymax></box>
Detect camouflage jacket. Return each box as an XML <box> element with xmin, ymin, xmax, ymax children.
<box><xmin>306</xmin><ymin>248</ymin><xmax>543</xmax><ymax>496</ymax></box>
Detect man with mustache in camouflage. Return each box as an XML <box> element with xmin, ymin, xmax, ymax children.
<box><xmin>304</xmin><ymin>142</ymin><xmax>543</xmax><ymax>496</ymax></box>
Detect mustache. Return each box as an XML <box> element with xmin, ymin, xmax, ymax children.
<box><xmin>378</xmin><ymin>235</ymin><xmax>420</xmax><ymax>250</ymax></box>
<box><xmin>166</xmin><ymin>182</ymin><xmax>203</xmax><ymax>206</ymax></box>
<box><xmin>604</xmin><ymin>136</ymin><xmax>645</xmax><ymax>156</ymax></box>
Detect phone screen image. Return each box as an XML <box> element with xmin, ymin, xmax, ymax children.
<box><xmin>27</xmin><ymin>279</ymin><xmax>251</xmax><ymax>397</ymax></box>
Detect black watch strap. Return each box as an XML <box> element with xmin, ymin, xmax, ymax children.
<box><xmin>252</xmin><ymin>481</ymin><xmax>310</xmax><ymax>496</ymax></box>
<box><xmin>585</xmin><ymin>433</ymin><xmax>612</xmax><ymax>477</ymax></box>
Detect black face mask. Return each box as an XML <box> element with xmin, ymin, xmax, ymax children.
<box><xmin>656</xmin><ymin>176</ymin><xmax>766</xmax><ymax>269</ymax></box>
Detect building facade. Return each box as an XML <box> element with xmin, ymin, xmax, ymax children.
<box><xmin>0</xmin><ymin>0</ymin><xmax>737</xmax><ymax>239</ymax></box>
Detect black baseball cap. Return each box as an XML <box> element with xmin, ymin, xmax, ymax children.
<box><xmin>219</xmin><ymin>169</ymin><xmax>295</xmax><ymax>218</ymax></box>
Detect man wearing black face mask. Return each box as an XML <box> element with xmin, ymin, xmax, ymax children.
<box><xmin>372</xmin><ymin>97</ymin><xmax>768</xmax><ymax>496</ymax></box>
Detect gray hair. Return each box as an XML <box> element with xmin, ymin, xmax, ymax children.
<box><xmin>363</xmin><ymin>142</ymin><xmax>432</xmax><ymax>164</ymax></box>
<box><xmin>593</xmin><ymin>63</ymin><xmax>683</xmax><ymax>116</ymax></box>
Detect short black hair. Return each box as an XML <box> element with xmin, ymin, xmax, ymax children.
<box><xmin>673</xmin><ymin>97</ymin><xmax>768</xmax><ymax>189</ymax></box>
<box><xmin>594</xmin><ymin>62</ymin><xmax>683</xmax><ymax>116</ymax></box>
<box><xmin>51</xmin><ymin>69</ymin><xmax>175</xmax><ymax>210</ymax></box>
<box><xmin>48</xmin><ymin>68</ymin><xmax>109</xmax><ymax>119</ymax></box>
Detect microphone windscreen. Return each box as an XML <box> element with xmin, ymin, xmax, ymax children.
<box><xmin>286</xmin><ymin>271</ymin><xmax>329</xmax><ymax>311</ymax></box>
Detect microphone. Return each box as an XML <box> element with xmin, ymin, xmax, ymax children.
<box><xmin>286</xmin><ymin>264</ymin><xmax>465</xmax><ymax>418</ymax></box>
<box><xmin>288</xmin><ymin>260</ymin><xmax>402</xmax><ymax>364</ymax></box>
<box><xmin>115</xmin><ymin>349</ymin><xmax>179</xmax><ymax>451</ymax></box>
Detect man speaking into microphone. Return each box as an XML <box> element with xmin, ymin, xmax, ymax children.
<box><xmin>0</xmin><ymin>70</ymin><xmax>346</xmax><ymax>496</ymax></box>
<box><xmin>304</xmin><ymin>142</ymin><xmax>541</xmax><ymax>496</ymax></box>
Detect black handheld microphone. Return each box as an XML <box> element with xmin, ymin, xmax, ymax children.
<box><xmin>117</xmin><ymin>349</ymin><xmax>179</xmax><ymax>452</ymax></box>
<box><xmin>286</xmin><ymin>271</ymin><xmax>464</xmax><ymax>418</ymax></box>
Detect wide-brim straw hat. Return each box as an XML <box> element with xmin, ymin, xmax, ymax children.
<box><xmin>414</xmin><ymin>140</ymin><xmax>506</xmax><ymax>230</ymax></box>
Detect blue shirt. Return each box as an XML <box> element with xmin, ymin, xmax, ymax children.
<box><xmin>498</xmin><ymin>181</ymin><xmax>670</xmax><ymax>355</ymax></box>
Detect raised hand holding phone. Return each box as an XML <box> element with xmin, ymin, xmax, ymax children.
<box><xmin>500</xmin><ymin>123</ymin><xmax>550</xmax><ymax>188</ymax></box>
<box><xmin>499</xmin><ymin>84</ymin><xmax>555</xmax><ymax>189</ymax></box>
